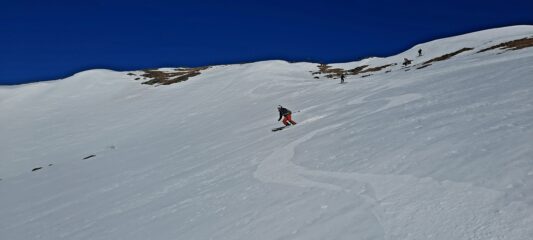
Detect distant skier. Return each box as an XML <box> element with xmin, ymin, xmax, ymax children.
<box><xmin>403</xmin><ymin>58</ymin><xmax>412</xmax><ymax>66</ymax></box>
<box><xmin>418</xmin><ymin>49</ymin><xmax>423</xmax><ymax>57</ymax></box>
<box><xmin>340</xmin><ymin>73</ymin><xmax>345</xmax><ymax>84</ymax></box>
<box><xmin>277</xmin><ymin>105</ymin><xmax>297</xmax><ymax>126</ymax></box>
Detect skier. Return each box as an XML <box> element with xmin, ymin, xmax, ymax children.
<box><xmin>418</xmin><ymin>49</ymin><xmax>422</xmax><ymax>57</ymax></box>
<box><xmin>340</xmin><ymin>73</ymin><xmax>345</xmax><ymax>84</ymax></box>
<box><xmin>277</xmin><ymin>105</ymin><xmax>297</xmax><ymax>126</ymax></box>
<box><xmin>403</xmin><ymin>58</ymin><xmax>412</xmax><ymax>66</ymax></box>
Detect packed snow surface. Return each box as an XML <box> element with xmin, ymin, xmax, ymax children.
<box><xmin>1</xmin><ymin>26</ymin><xmax>533</xmax><ymax>240</ymax></box>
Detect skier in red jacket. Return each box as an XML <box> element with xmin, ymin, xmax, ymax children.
<box><xmin>277</xmin><ymin>105</ymin><xmax>297</xmax><ymax>126</ymax></box>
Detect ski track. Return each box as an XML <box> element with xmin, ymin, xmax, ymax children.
<box><xmin>254</xmin><ymin>124</ymin><xmax>530</xmax><ymax>240</ymax></box>
<box><xmin>347</xmin><ymin>93</ymin><xmax>423</xmax><ymax>110</ymax></box>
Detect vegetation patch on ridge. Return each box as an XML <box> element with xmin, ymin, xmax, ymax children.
<box><xmin>477</xmin><ymin>37</ymin><xmax>533</xmax><ymax>53</ymax></box>
<box><xmin>422</xmin><ymin>48</ymin><xmax>474</xmax><ymax>65</ymax></box>
<box><xmin>312</xmin><ymin>64</ymin><xmax>346</xmax><ymax>78</ymax></box>
<box><xmin>128</xmin><ymin>67</ymin><xmax>209</xmax><ymax>86</ymax></box>
<box><xmin>359</xmin><ymin>64</ymin><xmax>393</xmax><ymax>74</ymax></box>
<box><xmin>312</xmin><ymin>63</ymin><xmax>395</xmax><ymax>79</ymax></box>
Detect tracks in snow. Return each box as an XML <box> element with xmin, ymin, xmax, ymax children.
<box><xmin>253</xmin><ymin>125</ymin><xmax>531</xmax><ymax>240</ymax></box>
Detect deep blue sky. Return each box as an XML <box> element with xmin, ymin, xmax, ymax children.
<box><xmin>1</xmin><ymin>0</ymin><xmax>532</xmax><ymax>84</ymax></box>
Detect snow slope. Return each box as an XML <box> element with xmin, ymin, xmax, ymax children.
<box><xmin>1</xmin><ymin>26</ymin><xmax>533</xmax><ymax>240</ymax></box>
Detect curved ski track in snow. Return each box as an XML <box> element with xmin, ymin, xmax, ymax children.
<box><xmin>254</xmin><ymin>124</ymin><xmax>531</xmax><ymax>240</ymax></box>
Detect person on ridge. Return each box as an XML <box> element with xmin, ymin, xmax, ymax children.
<box><xmin>277</xmin><ymin>105</ymin><xmax>297</xmax><ymax>126</ymax></box>
<box><xmin>340</xmin><ymin>73</ymin><xmax>345</xmax><ymax>84</ymax></box>
<box><xmin>403</xmin><ymin>58</ymin><xmax>412</xmax><ymax>66</ymax></box>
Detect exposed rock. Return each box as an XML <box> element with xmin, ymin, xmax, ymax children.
<box><xmin>141</xmin><ymin>67</ymin><xmax>209</xmax><ymax>85</ymax></box>
<box><xmin>422</xmin><ymin>48</ymin><xmax>474</xmax><ymax>65</ymax></box>
<box><xmin>359</xmin><ymin>64</ymin><xmax>392</xmax><ymax>74</ymax></box>
<box><xmin>478</xmin><ymin>37</ymin><xmax>533</xmax><ymax>53</ymax></box>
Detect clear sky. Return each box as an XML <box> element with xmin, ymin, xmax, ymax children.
<box><xmin>1</xmin><ymin>0</ymin><xmax>532</xmax><ymax>84</ymax></box>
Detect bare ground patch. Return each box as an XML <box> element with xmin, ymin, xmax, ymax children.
<box><xmin>422</xmin><ymin>48</ymin><xmax>474</xmax><ymax>65</ymax></box>
<box><xmin>477</xmin><ymin>37</ymin><xmax>533</xmax><ymax>53</ymax></box>
<box><xmin>139</xmin><ymin>67</ymin><xmax>209</xmax><ymax>86</ymax></box>
<box><xmin>312</xmin><ymin>63</ymin><xmax>393</xmax><ymax>79</ymax></box>
<box><xmin>359</xmin><ymin>64</ymin><xmax>393</xmax><ymax>74</ymax></box>
<box><xmin>312</xmin><ymin>64</ymin><xmax>346</xmax><ymax>78</ymax></box>
<box><xmin>345</xmin><ymin>65</ymin><xmax>369</xmax><ymax>76</ymax></box>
